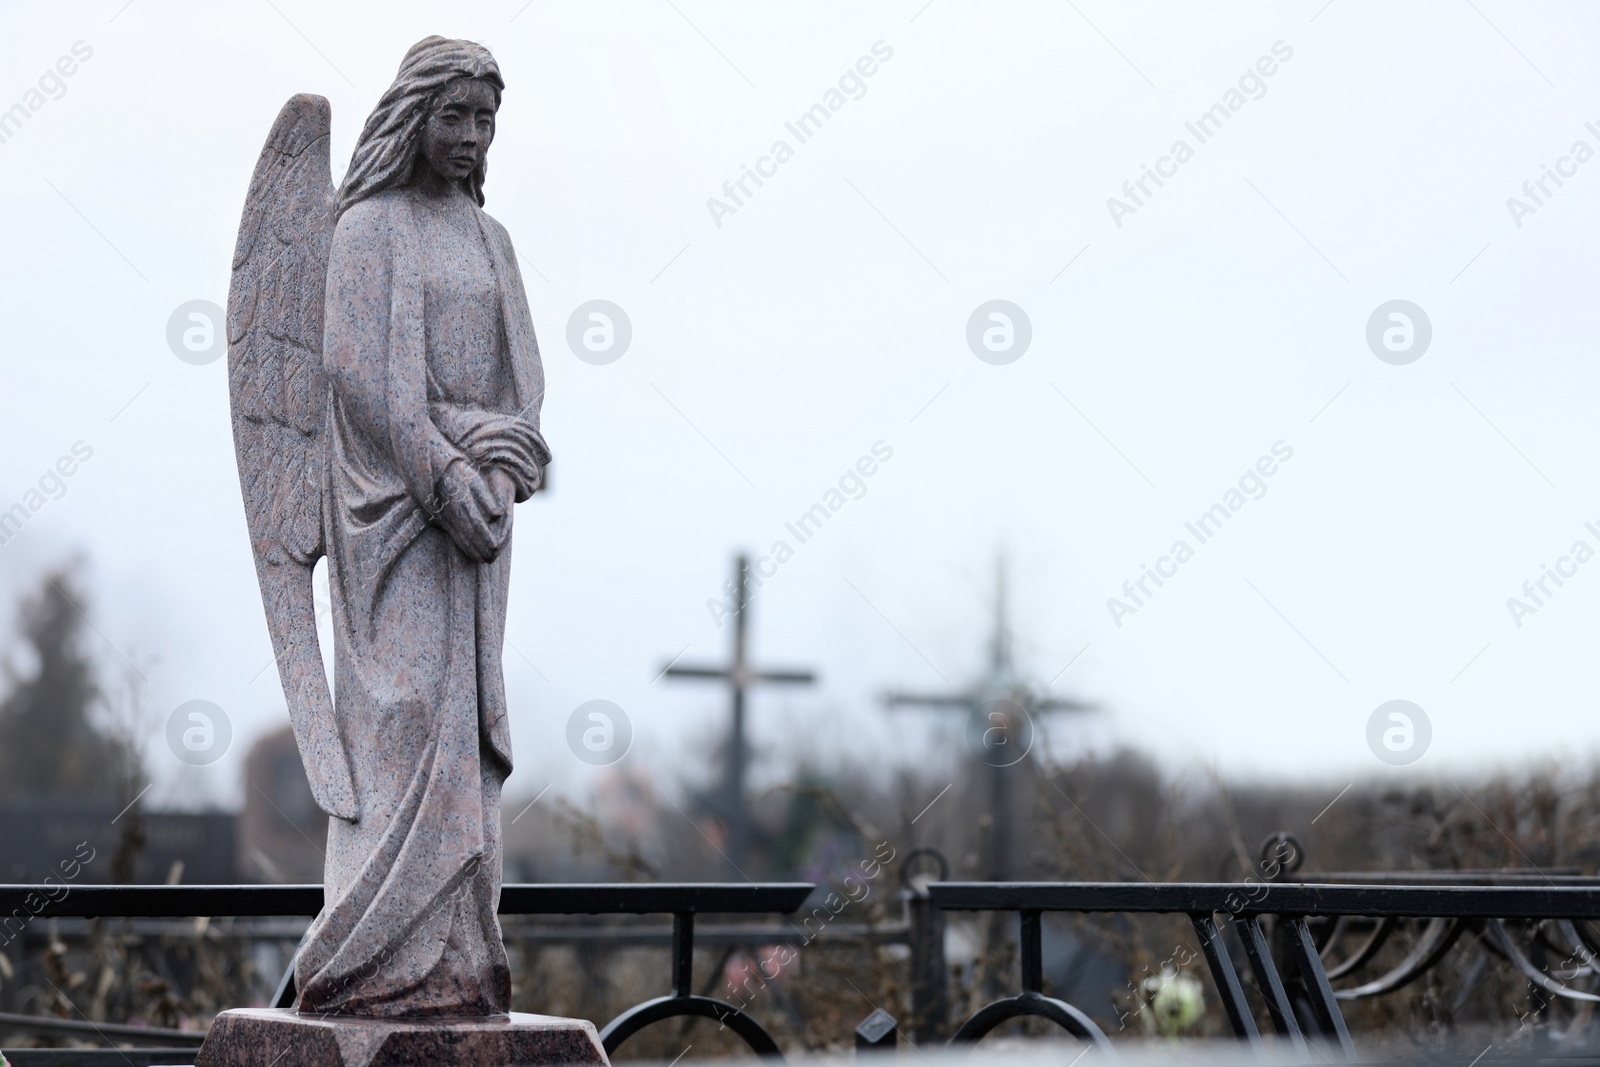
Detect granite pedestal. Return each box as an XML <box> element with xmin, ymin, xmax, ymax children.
<box><xmin>194</xmin><ymin>1008</ymin><xmax>609</xmax><ymax>1067</ymax></box>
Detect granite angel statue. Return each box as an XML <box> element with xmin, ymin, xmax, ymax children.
<box><xmin>228</xmin><ymin>37</ymin><xmax>548</xmax><ymax>1016</ymax></box>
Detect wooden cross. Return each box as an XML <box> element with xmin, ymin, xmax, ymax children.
<box><xmin>661</xmin><ymin>553</ymin><xmax>816</xmax><ymax>866</ymax></box>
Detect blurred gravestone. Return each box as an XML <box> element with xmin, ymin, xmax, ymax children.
<box><xmin>239</xmin><ymin>726</ymin><xmax>327</xmax><ymax>883</ymax></box>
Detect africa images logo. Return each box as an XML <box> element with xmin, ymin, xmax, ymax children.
<box><xmin>1366</xmin><ymin>700</ymin><xmax>1430</xmax><ymax>766</ymax></box>
<box><xmin>566</xmin><ymin>700</ymin><xmax>633</xmax><ymax>766</ymax></box>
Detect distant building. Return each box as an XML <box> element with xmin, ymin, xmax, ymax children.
<box><xmin>0</xmin><ymin>727</ymin><xmax>331</xmax><ymax>886</ymax></box>
<box><xmin>238</xmin><ymin>726</ymin><xmax>326</xmax><ymax>883</ymax></box>
<box><xmin>0</xmin><ymin>800</ymin><xmax>234</xmax><ymax>884</ymax></box>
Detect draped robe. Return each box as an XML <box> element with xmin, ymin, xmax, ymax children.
<box><xmin>294</xmin><ymin>185</ymin><xmax>548</xmax><ymax>1017</ymax></box>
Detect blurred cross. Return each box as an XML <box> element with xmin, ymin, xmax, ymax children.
<box><xmin>884</xmin><ymin>556</ymin><xmax>1095</xmax><ymax>880</ymax></box>
<box><xmin>661</xmin><ymin>553</ymin><xmax>816</xmax><ymax>867</ymax></box>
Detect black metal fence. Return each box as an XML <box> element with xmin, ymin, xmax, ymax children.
<box><xmin>0</xmin><ymin>882</ymin><xmax>815</xmax><ymax>1062</ymax></box>
<box><xmin>6</xmin><ymin>848</ymin><xmax>1600</xmax><ymax>1063</ymax></box>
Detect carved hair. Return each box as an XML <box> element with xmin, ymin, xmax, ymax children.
<box><xmin>336</xmin><ymin>36</ymin><xmax>504</xmax><ymax>217</ymax></box>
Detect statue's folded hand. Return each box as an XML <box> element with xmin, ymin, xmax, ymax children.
<box><xmin>434</xmin><ymin>460</ymin><xmax>509</xmax><ymax>563</ymax></box>
<box><xmin>484</xmin><ymin>466</ymin><xmax>517</xmax><ymax>516</ymax></box>
<box><xmin>432</xmin><ymin>403</ymin><xmax>549</xmax><ymax>501</ymax></box>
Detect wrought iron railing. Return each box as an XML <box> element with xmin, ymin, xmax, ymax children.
<box><xmin>0</xmin><ymin>883</ymin><xmax>811</xmax><ymax>1064</ymax></box>
<box><xmin>928</xmin><ymin>878</ymin><xmax>1600</xmax><ymax>1059</ymax></box>
<box><xmin>8</xmin><ymin>844</ymin><xmax>1600</xmax><ymax>1064</ymax></box>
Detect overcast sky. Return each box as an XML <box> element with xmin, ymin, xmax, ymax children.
<box><xmin>2</xmin><ymin>0</ymin><xmax>1599</xmax><ymax>811</ymax></box>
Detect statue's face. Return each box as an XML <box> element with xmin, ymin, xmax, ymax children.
<box><xmin>420</xmin><ymin>77</ymin><xmax>499</xmax><ymax>184</ymax></box>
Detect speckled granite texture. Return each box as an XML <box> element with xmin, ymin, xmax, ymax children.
<box><xmin>227</xmin><ymin>35</ymin><xmax>555</xmax><ymax>1033</ymax></box>
<box><xmin>195</xmin><ymin>1009</ymin><xmax>606</xmax><ymax>1067</ymax></box>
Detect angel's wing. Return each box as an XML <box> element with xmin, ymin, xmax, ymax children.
<box><xmin>228</xmin><ymin>94</ymin><xmax>358</xmax><ymax>822</ymax></box>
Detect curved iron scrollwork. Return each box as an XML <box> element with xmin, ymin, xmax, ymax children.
<box><xmin>945</xmin><ymin>910</ymin><xmax>1115</xmax><ymax>1054</ymax></box>
<box><xmin>1559</xmin><ymin>919</ymin><xmax>1600</xmax><ymax>977</ymax></box>
<box><xmin>1320</xmin><ymin>915</ymin><xmax>1396</xmax><ymax>980</ymax></box>
<box><xmin>1320</xmin><ymin>914</ymin><xmax>1600</xmax><ymax>1004</ymax></box>
<box><xmin>594</xmin><ymin>909</ymin><xmax>789</xmax><ymax>1060</ymax></box>
<box><xmin>900</xmin><ymin>846</ymin><xmax>951</xmax><ymax>890</ymax></box>
<box><xmin>1568</xmin><ymin>917</ymin><xmax>1600</xmax><ymax>960</ymax></box>
<box><xmin>1484</xmin><ymin>919</ymin><xmax>1600</xmax><ymax>1004</ymax></box>
<box><xmin>949</xmin><ymin>990</ymin><xmax>1112</xmax><ymax>1050</ymax></box>
<box><xmin>1271</xmin><ymin>837</ymin><xmax>1600</xmax><ymax>1010</ymax></box>
<box><xmin>924</xmin><ymin>839</ymin><xmax>1600</xmax><ymax>1059</ymax></box>
<box><xmin>1332</xmin><ymin>917</ymin><xmax>1465</xmax><ymax>1000</ymax></box>
<box><xmin>599</xmin><ymin>993</ymin><xmax>784</xmax><ymax>1058</ymax></box>
<box><xmin>1259</xmin><ymin>831</ymin><xmax>1305</xmax><ymax>880</ymax></box>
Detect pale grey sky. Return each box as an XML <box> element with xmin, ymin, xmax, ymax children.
<box><xmin>1</xmin><ymin>1</ymin><xmax>1598</xmax><ymax>809</ymax></box>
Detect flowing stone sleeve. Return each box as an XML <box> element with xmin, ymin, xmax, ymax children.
<box><xmin>324</xmin><ymin>194</ymin><xmax>471</xmax><ymax>517</ymax></box>
<box><xmin>430</xmin><ymin>405</ymin><xmax>549</xmax><ymax>502</ymax></box>
<box><xmin>477</xmin><ymin>210</ymin><xmax>548</xmax><ymax>503</ymax></box>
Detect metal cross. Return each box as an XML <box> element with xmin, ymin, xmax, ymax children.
<box><xmin>884</xmin><ymin>558</ymin><xmax>1095</xmax><ymax>880</ymax></box>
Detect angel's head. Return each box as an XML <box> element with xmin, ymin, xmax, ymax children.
<box><xmin>337</xmin><ymin>37</ymin><xmax>505</xmax><ymax>217</ymax></box>
<box><xmin>418</xmin><ymin>76</ymin><xmax>500</xmax><ymax>187</ymax></box>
